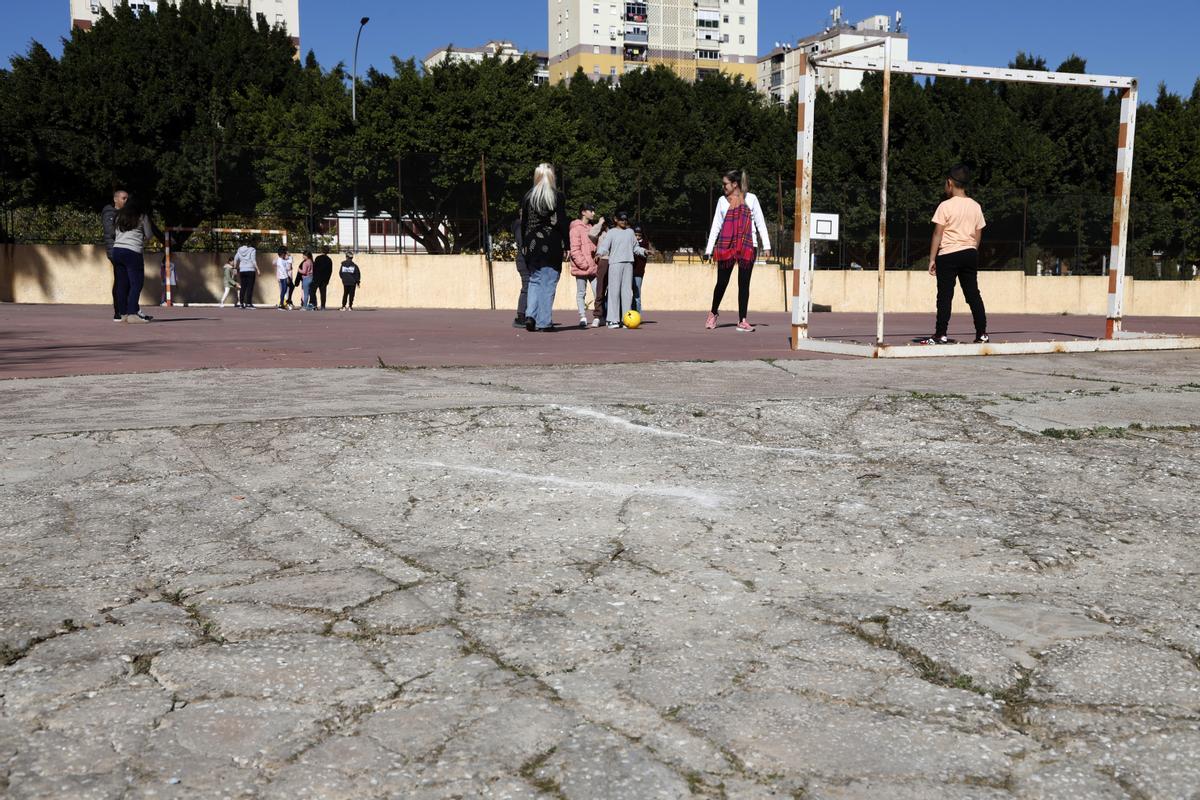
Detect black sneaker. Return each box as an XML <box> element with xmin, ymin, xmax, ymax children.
<box><xmin>135</xmin><ymin>312</ymin><xmax>154</xmax><ymax>322</ymax></box>
<box><xmin>524</xmin><ymin>317</ymin><xmax>536</xmax><ymax>332</ymax></box>
<box><xmin>918</xmin><ymin>335</ymin><xmax>951</xmax><ymax>345</ymax></box>
<box><xmin>974</xmin><ymin>334</ymin><xmax>990</xmax><ymax>344</ymax></box>
<box><xmin>512</xmin><ymin>315</ymin><xmax>527</xmax><ymax>329</ymax></box>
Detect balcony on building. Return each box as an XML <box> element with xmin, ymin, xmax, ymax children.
<box><xmin>623</xmin><ymin>43</ymin><xmax>648</xmax><ymax>62</ymax></box>
<box><xmin>624</xmin><ymin>2</ymin><xmax>647</xmax><ymax>23</ymax></box>
<box><xmin>623</xmin><ymin>26</ymin><xmax>648</xmax><ymax>44</ymax></box>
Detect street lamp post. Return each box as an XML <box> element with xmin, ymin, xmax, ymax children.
<box><xmin>352</xmin><ymin>16</ymin><xmax>369</xmax><ymax>254</ymax></box>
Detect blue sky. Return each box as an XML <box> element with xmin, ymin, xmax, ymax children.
<box><xmin>5</xmin><ymin>1</ymin><xmax>1198</xmax><ymax>95</ymax></box>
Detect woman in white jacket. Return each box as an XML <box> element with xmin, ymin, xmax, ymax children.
<box><xmin>703</xmin><ymin>170</ymin><xmax>772</xmax><ymax>332</ymax></box>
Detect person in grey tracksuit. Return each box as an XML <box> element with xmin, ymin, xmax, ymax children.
<box><xmin>595</xmin><ymin>211</ymin><xmax>646</xmax><ymax>328</ymax></box>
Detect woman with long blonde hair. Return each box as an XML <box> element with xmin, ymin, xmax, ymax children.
<box><xmin>519</xmin><ymin>163</ymin><xmax>570</xmax><ymax>332</ymax></box>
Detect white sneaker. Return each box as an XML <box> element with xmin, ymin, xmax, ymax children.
<box><xmin>590</xmin><ymin>318</ymin><xmax>601</xmax><ymax>328</ymax></box>
<box><xmin>607</xmin><ymin>322</ymin><xmax>620</xmax><ymax>329</ymax></box>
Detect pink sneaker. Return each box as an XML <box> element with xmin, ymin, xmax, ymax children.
<box><xmin>705</xmin><ymin>311</ymin><xmax>718</xmax><ymax>330</ymax></box>
<box><xmin>736</xmin><ymin>320</ymin><xmax>754</xmax><ymax>333</ymax></box>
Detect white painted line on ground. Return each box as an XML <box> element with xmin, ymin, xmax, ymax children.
<box><xmin>412</xmin><ymin>460</ymin><xmax>729</xmax><ymax>509</ymax></box>
<box><xmin>554</xmin><ymin>405</ymin><xmax>855</xmax><ymax>460</ymax></box>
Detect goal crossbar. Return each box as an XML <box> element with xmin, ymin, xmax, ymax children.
<box><xmin>789</xmin><ymin>42</ymin><xmax>1200</xmax><ymax>358</ymax></box>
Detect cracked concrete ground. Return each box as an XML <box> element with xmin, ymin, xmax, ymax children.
<box><xmin>1</xmin><ymin>353</ymin><xmax>1199</xmax><ymax>799</ymax></box>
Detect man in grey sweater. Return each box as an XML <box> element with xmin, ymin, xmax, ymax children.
<box><xmin>101</xmin><ymin>189</ymin><xmax>129</xmax><ymax>321</ymax></box>
<box><xmin>596</xmin><ymin>211</ymin><xmax>647</xmax><ymax>328</ymax></box>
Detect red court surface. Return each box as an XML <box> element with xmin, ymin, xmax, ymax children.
<box><xmin>1</xmin><ymin>303</ymin><xmax>1198</xmax><ymax>379</ymax></box>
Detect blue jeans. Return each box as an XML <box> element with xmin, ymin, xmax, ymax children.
<box><xmin>301</xmin><ymin>276</ymin><xmax>313</xmax><ymax>307</ymax></box>
<box><xmin>110</xmin><ymin>247</ymin><xmax>145</xmax><ymax>316</ymax></box>
<box><xmin>278</xmin><ymin>279</ymin><xmax>289</xmax><ymax>306</ymax></box>
<box><xmin>633</xmin><ymin>275</ymin><xmax>643</xmax><ymax>312</ymax></box>
<box><xmin>525</xmin><ymin>265</ymin><xmax>560</xmax><ymax>329</ymax></box>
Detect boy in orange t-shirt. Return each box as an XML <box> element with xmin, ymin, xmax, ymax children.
<box><xmin>922</xmin><ymin>165</ymin><xmax>989</xmax><ymax>344</ymax></box>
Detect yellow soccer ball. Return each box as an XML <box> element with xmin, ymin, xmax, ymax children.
<box><xmin>623</xmin><ymin>310</ymin><xmax>642</xmax><ymax>329</ymax></box>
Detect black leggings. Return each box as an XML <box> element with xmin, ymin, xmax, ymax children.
<box><xmin>711</xmin><ymin>261</ymin><xmax>753</xmax><ymax>320</ymax></box>
<box><xmin>341</xmin><ymin>284</ymin><xmax>356</xmax><ymax>308</ymax></box>
<box><xmin>238</xmin><ymin>272</ymin><xmax>256</xmax><ymax>306</ymax></box>
<box><xmin>935</xmin><ymin>248</ymin><xmax>987</xmax><ymax>337</ymax></box>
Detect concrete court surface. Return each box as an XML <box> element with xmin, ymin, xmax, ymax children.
<box><xmin>3</xmin><ymin>303</ymin><xmax>1200</xmax><ymax>378</ymax></box>
<box><xmin>1</xmin><ymin>305</ymin><xmax>1200</xmax><ymax>798</ymax></box>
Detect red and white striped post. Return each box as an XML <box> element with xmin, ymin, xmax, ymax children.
<box><xmin>1106</xmin><ymin>82</ymin><xmax>1137</xmax><ymax>339</ymax></box>
<box><xmin>163</xmin><ymin>236</ymin><xmax>174</xmax><ymax>307</ymax></box>
<box><xmin>790</xmin><ymin>53</ymin><xmax>817</xmax><ymax>348</ymax></box>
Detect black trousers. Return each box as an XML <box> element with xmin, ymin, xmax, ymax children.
<box><xmin>314</xmin><ymin>282</ymin><xmax>328</xmax><ymax>309</ymax></box>
<box><xmin>238</xmin><ymin>272</ymin><xmax>257</xmax><ymax>306</ymax></box>
<box><xmin>593</xmin><ymin>259</ymin><xmax>609</xmax><ymax>320</ymax></box>
<box><xmin>515</xmin><ymin>258</ymin><xmax>530</xmax><ymax>318</ymax></box>
<box><xmin>935</xmin><ymin>248</ymin><xmax>987</xmax><ymax>338</ymax></box>
<box><xmin>109</xmin><ymin>255</ymin><xmax>121</xmax><ymax>317</ymax></box>
<box><xmin>711</xmin><ymin>260</ymin><xmax>753</xmax><ymax>320</ymax></box>
<box><xmin>341</xmin><ymin>284</ymin><xmax>357</xmax><ymax>308</ymax></box>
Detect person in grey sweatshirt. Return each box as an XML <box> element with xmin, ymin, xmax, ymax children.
<box><xmin>110</xmin><ymin>195</ymin><xmax>166</xmax><ymax>323</ymax></box>
<box><xmin>595</xmin><ymin>211</ymin><xmax>646</xmax><ymax>329</ymax></box>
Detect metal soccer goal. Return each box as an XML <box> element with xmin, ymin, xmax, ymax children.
<box><xmin>788</xmin><ymin>40</ymin><xmax>1200</xmax><ymax>357</ymax></box>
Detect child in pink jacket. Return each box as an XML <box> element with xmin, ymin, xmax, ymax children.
<box><xmin>569</xmin><ymin>203</ymin><xmax>600</xmax><ymax>329</ymax></box>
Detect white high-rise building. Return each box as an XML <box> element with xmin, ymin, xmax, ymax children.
<box><xmin>758</xmin><ymin>8</ymin><xmax>908</xmax><ymax>104</ymax></box>
<box><xmin>423</xmin><ymin>41</ymin><xmax>551</xmax><ymax>86</ymax></box>
<box><xmin>71</xmin><ymin>0</ymin><xmax>301</xmax><ymax>50</ymax></box>
<box><xmin>548</xmin><ymin>0</ymin><xmax>758</xmax><ymax>84</ymax></box>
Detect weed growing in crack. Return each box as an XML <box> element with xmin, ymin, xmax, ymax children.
<box><xmin>1041</xmin><ymin>426</ymin><xmax>1130</xmax><ymax>440</ymax></box>
<box><xmin>908</xmin><ymin>391</ymin><xmax>967</xmax><ymax>400</ymax></box>
<box><xmin>518</xmin><ymin>747</ymin><xmax>565</xmax><ymax>798</ymax></box>
<box><xmin>936</xmin><ymin>600</ymin><xmax>971</xmax><ymax>613</ymax></box>
<box><xmin>131</xmin><ymin>653</ymin><xmax>156</xmax><ymax>675</ymax></box>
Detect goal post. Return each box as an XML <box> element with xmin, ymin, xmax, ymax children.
<box><xmin>162</xmin><ymin>227</ymin><xmax>289</xmax><ymax>307</ymax></box>
<box><xmin>788</xmin><ymin>44</ymin><xmax>1200</xmax><ymax>357</ymax></box>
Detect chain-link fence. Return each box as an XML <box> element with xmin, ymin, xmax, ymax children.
<box><xmin>2</xmin><ymin>142</ymin><xmax>1195</xmax><ymax>280</ymax></box>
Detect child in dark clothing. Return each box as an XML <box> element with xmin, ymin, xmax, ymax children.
<box><xmin>339</xmin><ymin>252</ymin><xmax>362</xmax><ymax>311</ymax></box>
<box><xmin>632</xmin><ymin>225</ymin><xmax>649</xmax><ymax>313</ymax></box>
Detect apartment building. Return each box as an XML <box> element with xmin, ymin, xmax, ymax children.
<box><xmin>758</xmin><ymin>8</ymin><xmax>908</xmax><ymax>104</ymax></box>
<box><xmin>548</xmin><ymin>0</ymin><xmax>758</xmax><ymax>84</ymax></box>
<box><xmin>71</xmin><ymin>0</ymin><xmax>300</xmax><ymax>48</ymax></box>
<box><xmin>423</xmin><ymin>41</ymin><xmax>551</xmax><ymax>86</ymax></box>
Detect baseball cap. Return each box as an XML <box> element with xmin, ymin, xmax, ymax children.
<box><xmin>580</xmin><ymin>202</ymin><xmax>596</xmax><ymax>212</ymax></box>
<box><xmin>615</xmin><ymin>210</ymin><xmax>629</xmax><ymax>221</ymax></box>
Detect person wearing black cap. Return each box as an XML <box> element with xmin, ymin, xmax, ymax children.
<box><xmin>921</xmin><ymin>165</ymin><xmax>989</xmax><ymax>344</ymax></box>
<box><xmin>595</xmin><ymin>211</ymin><xmax>646</xmax><ymax>329</ymax></box>
<box><xmin>511</xmin><ymin>216</ymin><xmax>530</xmax><ymax>327</ymax></box>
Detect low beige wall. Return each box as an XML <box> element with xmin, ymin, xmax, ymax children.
<box><xmin>3</xmin><ymin>244</ymin><xmax>1199</xmax><ymax>316</ymax></box>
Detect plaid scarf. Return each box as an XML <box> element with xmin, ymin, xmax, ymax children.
<box><xmin>713</xmin><ymin>203</ymin><xmax>755</xmax><ymax>264</ymax></box>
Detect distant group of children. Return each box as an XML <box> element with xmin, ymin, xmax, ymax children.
<box><xmin>220</xmin><ymin>245</ymin><xmax>361</xmax><ymax>310</ymax></box>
